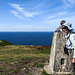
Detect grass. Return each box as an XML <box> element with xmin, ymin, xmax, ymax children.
<box><xmin>34</xmin><ymin>61</ymin><xmax>44</xmax><ymax>68</ymax></box>
<box><xmin>0</xmin><ymin>45</ymin><xmax>50</xmax><ymax>62</ymax></box>
<box><xmin>42</xmin><ymin>70</ymin><xmax>50</xmax><ymax>75</ymax></box>
<box><xmin>24</xmin><ymin>71</ymin><xmax>32</xmax><ymax>75</ymax></box>
<box><xmin>0</xmin><ymin>45</ymin><xmax>51</xmax><ymax>75</ymax></box>
<box><xmin>11</xmin><ymin>68</ymin><xmax>19</xmax><ymax>75</ymax></box>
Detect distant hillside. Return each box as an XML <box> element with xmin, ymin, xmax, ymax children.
<box><xmin>0</xmin><ymin>40</ymin><xmax>12</xmax><ymax>46</ymax></box>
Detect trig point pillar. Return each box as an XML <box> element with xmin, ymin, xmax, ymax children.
<box><xmin>44</xmin><ymin>32</ymin><xmax>74</xmax><ymax>75</ymax></box>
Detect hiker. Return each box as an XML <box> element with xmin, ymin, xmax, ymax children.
<box><xmin>62</xmin><ymin>22</ymin><xmax>75</xmax><ymax>63</ymax></box>
<box><xmin>55</xmin><ymin>20</ymin><xmax>66</xmax><ymax>32</ymax></box>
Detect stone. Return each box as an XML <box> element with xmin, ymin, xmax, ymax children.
<box><xmin>44</xmin><ymin>32</ymin><xmax>75</xmax><ymax>75</ymax></box>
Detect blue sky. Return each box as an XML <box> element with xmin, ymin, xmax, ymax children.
<box><xmin>0</xmin><ymin>0</ymin><xmax>75</xmax><ymax>32</ymax></box>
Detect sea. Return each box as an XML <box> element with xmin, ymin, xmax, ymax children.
<box><xmin>0</xmin><ymin>32</ymin><xmax>54</xmax><ymax>46</ymax></box>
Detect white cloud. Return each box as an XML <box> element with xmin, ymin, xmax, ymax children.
<box><xmin>0</xmin><ymin>24</ymin><xmax>7</xmax><ymax>25</ymax></box>
<box><xmin>23</xmin><ymin>11</ymin><xmax>39</xmax><ymax>17</ymax></box>
<box><xmin>0</xmin><ymin>24</ymin><xmax>32</xmax><ymax>27</ymax></box>
<box><xmin>46</xmin><ymin>12</ymin><xmax>67</xmax><ymax>20</ymax></box>
<box><xmin>9</xmin><ymin>3</ymin><xmax>23</xmax><ymax>11</ymax></box>
<box><xmin>57</xmin><ymin>12</ymin><xmax>67</xmax><ymax>16</ymax></box>
<box><xmin>10</xmin><ymin>11</ymin><xmax>24</xmax><ymax>19</ymax></box>
<box><xmin>31</xmin><ymin>1</ymin><xmax>44</xmax><ymax>10</ymax></box>
<box><xmin>68</xmin><ymin>0</ymin><xmax>75</xmax><ymax>3</ymax></box>
<box><xmin>9</xmin><ymin>3</ymin><xmax>40</xmax><ymax>18</ymax></box>
<box><xmin>45</xmin><ymin>16</ymin><xmax>75</xmax><ymax>31</ymax></box>
<box><xmin>13</xmin><ymin>25</ymin><xmax>32</xmax><ymax>28</ymax></box>
<box><xmin>62</xmin><ymin>0</ymin><xmax>75</xmax><ymax>7</ymax></box>
<box><xmin>47</xmin><ymin>16</ymin><xmax>55</xmax><ymax>19</ymax></box>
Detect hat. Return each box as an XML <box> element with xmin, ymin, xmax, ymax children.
<box><xmin>62</xmin><ymin>22</ymin><xmax>73</xmax><ymax>30</ymax></box>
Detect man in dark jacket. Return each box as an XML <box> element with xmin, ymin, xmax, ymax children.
<box><xmin>55</xmin><ymin>20</ymin><xmax>66</xmax><ymax>32</ymax></box>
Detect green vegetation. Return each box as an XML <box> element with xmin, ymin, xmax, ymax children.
<box><xmin>11</xmin><ymin>68</ymin><xmax>19</xmax><ymax>75</ymax></box>
<box><xmin>24</xmin><ymin>71</ymin><xmax>32</xmax><ymax>75</ymax></box>
<box><xmin>42</xmin><ymin>70</ymin><xmax>50</xmax><ymax>75</ymax></box>
<box><xmin>0</xmin><ymin>45</ymin><xmax>50</xmax><ymax>62</ymax></box>
<box><xmin>34</xmin><ymin>61</ymin><xmax>44</xmax><ymax>68</ymax></box>
<box><xmin>0</xmin><ymin>40</ymin><xmax>12</xmax><ymax>46</ymax></box>
<box><xmin>0</xmin><ymin>41</ymin><xmax>51</xmax><ymax>75</ymax></box>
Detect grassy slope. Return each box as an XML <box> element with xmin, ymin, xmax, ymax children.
<box><xmin>0</xmin><ymin>45</ymin><xmax>50</xmax><ymax>75</ymax></box>
<box><xmin>0</xmin><ymin>40</ymin><xmax>12</xmax><ymax>46</ymax></box>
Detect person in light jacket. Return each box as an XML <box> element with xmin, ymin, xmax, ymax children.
<box><xmin>62</xmin><ymin>22</ymin><xmax>75</xmax><ymax>63</ymax></box>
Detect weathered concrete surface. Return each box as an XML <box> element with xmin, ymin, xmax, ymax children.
<box><xmin>44</xmin><ymin>32</ymin><xmax>58</xmax><ymax>74</ymax></box>
<box><xmin>44</xmin><ymin>32</ymin><xmax>75</xmax><ymax>75</ymax></box>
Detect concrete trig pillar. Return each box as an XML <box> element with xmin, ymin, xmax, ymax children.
<box><xmin>44</xmin><ymin>32</ymin><xmax>75</xmax><ymax>75</ymax></box>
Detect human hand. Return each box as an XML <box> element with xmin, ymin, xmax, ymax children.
<box><xmin>72</xmin><ymin>58</ymin><xmax>75</xmax><ymax>64</ymax></box>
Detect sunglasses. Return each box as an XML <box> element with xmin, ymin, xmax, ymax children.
<box><xmin>62</xmin><ymin>26</ymin><xmax>68</xmax><ymax>29</ymax></box>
